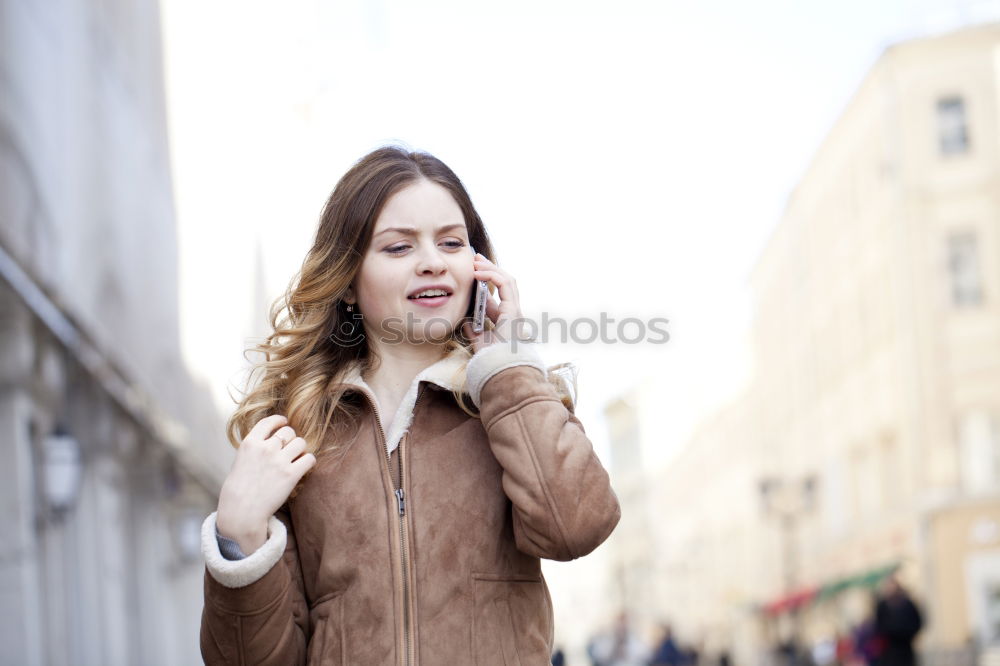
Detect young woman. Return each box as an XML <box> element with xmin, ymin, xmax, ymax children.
<box><xmin>199</xmin><ymin>145</ymin><xmax>621</xmax><ymax>665</ymax></box>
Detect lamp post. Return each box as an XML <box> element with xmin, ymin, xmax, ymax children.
<box><xmin>759</xmin><ymin>474</ymin><xmax>817</xmax><ymax>665</ymax></box>
<box><xmin>42</xmin><ymin>424</ymin><xmax>82</xmax><ymax>518</ymax></box>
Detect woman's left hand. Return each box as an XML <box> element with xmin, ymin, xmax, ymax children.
<box><xmin>463</xmin><ymin>253</ymin><xmax>525</xmax><ymax>354</ymax></box>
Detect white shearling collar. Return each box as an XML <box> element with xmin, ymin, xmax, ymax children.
<box><xmin>335</xmin><ymin>345</ymin><xmax>470</xmax><ymax>455</ymax></box>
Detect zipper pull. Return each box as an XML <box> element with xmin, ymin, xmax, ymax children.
<box><xmin>395</xmin><ymin>488</ymin><xmax>406</xmax><ymax>515</ymax></box>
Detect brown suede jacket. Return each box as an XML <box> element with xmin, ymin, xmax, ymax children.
<box><xmin>199</xmin><ymin>342</ymin><xmax>621</xmax><ymax>665</ymax></box>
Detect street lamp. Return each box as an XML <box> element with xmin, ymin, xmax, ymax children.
<box><xmin>42</xmin><ymin>424</ymin><xmax>82</xmax><ymax>516</ymax></box>
<box><xmin>758</xmin><ymin>474</ymin><xmax>818</xmax><ymax>664</ymax></box>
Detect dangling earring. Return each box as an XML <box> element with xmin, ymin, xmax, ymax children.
<box><xmin>330</xmin><ymin>300</ymin><xmax>365</xmax><ymax>347</ymax></box>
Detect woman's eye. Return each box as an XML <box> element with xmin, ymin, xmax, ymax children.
<box><xmin>385</xmin><ymin>241</ymin><xmax>465</xmax><ymax>254</ymax></box>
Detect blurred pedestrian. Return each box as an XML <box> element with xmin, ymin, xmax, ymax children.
<box><xmin>834</xmin><ymin>630</ymin><xmax>854</xmax><ymax>666</ymax></box>
<box><xmin>650</xmin><ymin>623</ymin><xmax>683</xmax><ymax>666</ymax></box>
<box><xmin>874</xmin><ymin>575</ymin><xmax>923</xmax><ymax>666</ymax></box>
<box><xmin>776</xmin><ymin>638</ymin><xmax>803</xmax><ymax>666</ymax></box>
<box><xmin>588</xmin><ymin>611</ymin><xmax>650</xmax><ymax>666</ymax></box>
<box><xmin>684</xmin><ymin>640</ymin><xmax>702</xmax><ymax>666</ymax></box>
<box><xmin>811</xmin><ymin>636</ymin><xmax>836</xmax><ymax>666</ymax></box>
<box><xmin>852</xmin><ymin>611</ymin><xmax>884</xmax><ymax>666</ymax></box>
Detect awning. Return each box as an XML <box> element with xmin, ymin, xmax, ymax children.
<box><xmin>760</xmin><ymin>586</ymin><xmax>819</xmax><ymax>616</ymax></box>
<box><xmin>757</xmin><ymin>561</ymin><xmax>900</xmax><ymax>616</ymax></box>
<box><xmin>815</xmin><ymin>562</ymin><xmax>900</xmax><ymax>601</ymax></box>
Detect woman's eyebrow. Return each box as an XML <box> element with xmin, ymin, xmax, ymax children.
<box><xmin>374</xmin><ymin>223</ymin><xmax>467</xmax><ymax>238</ymax></box>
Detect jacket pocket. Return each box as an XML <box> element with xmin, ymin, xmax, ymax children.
<box><xmin>308</xmin><ymin>592</ymin><xmax>344</xmax><ymax>665</ymax></box>
<box><xmin>471</xmin><ymin>573</ymin><xmax>550</xmax><ymax>666</ymax></box>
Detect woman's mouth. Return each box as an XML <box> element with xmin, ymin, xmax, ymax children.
<box><xmin>407</xmin><ymin>294</ymin><xmax>452</xmax><ymax>308</ymax></box>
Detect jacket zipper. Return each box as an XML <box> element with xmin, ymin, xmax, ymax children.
<box><xmin>396</xmin><ymin>436</ymin><xmax>412</xmax><ymax>666</ymax></box>
<box><xmin>361</xmin><ymin>383</ymin><xmax>425</xmax><ymax>666</ymax></box>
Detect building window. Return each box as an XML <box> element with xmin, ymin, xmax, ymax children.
<box><xmin>879</xmin><ymin>433</ymin><xmax>902</xmax><ymax>509</ymax></box>
<box><xmin>986</xmin><ymin>583</ymin><xmax>1000</xmax><ymax>643</ymax></box>
<box><xmin>938</xmin><ymin>96</ymin><xmax>969</xmax><ymax>155</ymax></box>
<box><xmin>948</xmin><ymin>232</ymin><xmax>984</xmax><ymax>306</ymax></box>
<box><xmin>958</xmin><ymin>411</ymin><xmax>1000</xmax><ymax>495</ymax></box>
<box><xmin>823</xmin><ymin>459</ymin><xmax>848</xmax><ymax>536</ymax></box>
<box><xmin>852</xmin><ymin>449</ymin><xmax>883</xmax><ymax>519</ymax></box>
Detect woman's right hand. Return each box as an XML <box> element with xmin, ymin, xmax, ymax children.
<box><xmin>215</xmin><ymin>415</ymin><xmax>316</xmax><ymax>555</ymax></box>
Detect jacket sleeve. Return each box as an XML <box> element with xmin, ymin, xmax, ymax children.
<box><xmin>216</xmin><ymin>527</ymin><xmax>248</xmax><ymax>560</ymax></box>
<box><xmin>466</xmin><ymin>342</ymin><xmax>622</xmax><ymax>561</ymax></box>
<box><xmin>199</xmin><ymin>505</ymin><xmax>310</xmax><ymax>665</ymax></box>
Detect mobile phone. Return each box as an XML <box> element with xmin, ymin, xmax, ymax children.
<box><xmin>469</xmin><ymin>246</ymin><xmax>489</xmax><ymax>333</ymax></box>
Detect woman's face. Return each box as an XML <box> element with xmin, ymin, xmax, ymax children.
<box><xmin>349</xmin><ymin>179</ymin><xmax>476</xmax><ymax>346</ymax></box>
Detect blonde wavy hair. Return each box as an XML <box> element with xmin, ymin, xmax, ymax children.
<box><xmin>226</xmin><ymin>145</ymin><xmax>578</xmax><ymax>496</ymax></box>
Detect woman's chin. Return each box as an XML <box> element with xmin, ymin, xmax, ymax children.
<box><xmin>392</xmin><ymin>318</ymin><xmax>460</xmax><ymax>346</ymax></box>
<box><xmin>423</xmin><ymin>321</ymin><xmax>461</xmax><ymax>343</ymax></box>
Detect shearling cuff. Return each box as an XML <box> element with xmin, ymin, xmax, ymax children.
<box><xmin>466</xmin><ymin>341</ymin><xmax>547</xmax><ymax>409</ymax></box>
<box><xmin>201</xmin><ymin>511</ymin><xmax>286</xmax><ymax>589</ymax></box>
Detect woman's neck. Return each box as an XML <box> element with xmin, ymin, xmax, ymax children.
<box><xmin>362</xmin><ymin>342</ymin><xmax>449</xmax><ymax>413</ymax></box>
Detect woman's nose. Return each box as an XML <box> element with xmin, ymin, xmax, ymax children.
<box><xmin>416</xmin><ymin>247</ymin><xmax>447</xmax><ymax>274</ymax></box>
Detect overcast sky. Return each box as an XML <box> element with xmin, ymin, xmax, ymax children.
<box><xmin>161</xmin><ymin>0</ymin><xmax>1000</xmax><ymax>468</ymax></box>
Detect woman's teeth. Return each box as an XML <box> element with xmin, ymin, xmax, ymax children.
<box><xmin>410</xmin><ymin>289</ymin><xmax>450</xmax><ymax>299</ymax></box>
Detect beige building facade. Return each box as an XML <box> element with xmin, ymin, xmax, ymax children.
<box><xmin>613</xmin><ymin>22</ymin><xmax>1000</xmax><ymax>665</ymax></box>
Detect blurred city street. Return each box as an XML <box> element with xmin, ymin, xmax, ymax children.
<box><xmin>3</xmin><ymin>1</ymin><xmax>1000</xmax><ymax>664</ymax></box>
